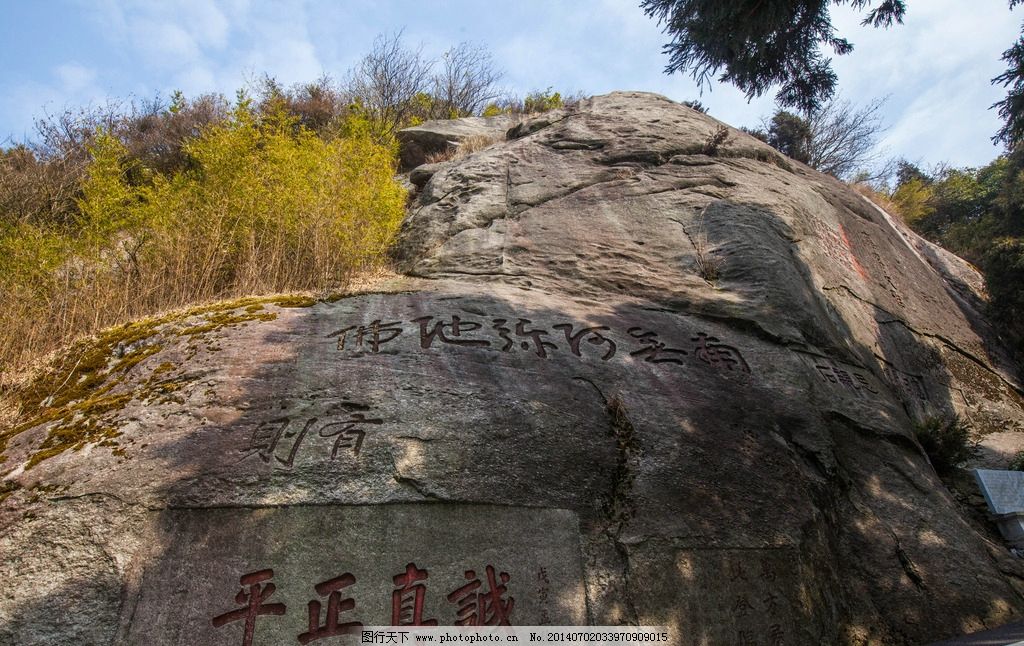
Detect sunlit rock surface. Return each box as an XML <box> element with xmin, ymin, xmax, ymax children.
<box><xmin>3</xmin><ymin>92</ymin><xmax>1024</xmax><ymax>645</ymax></box>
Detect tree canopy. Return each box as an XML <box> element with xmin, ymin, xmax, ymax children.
<box><xmin>746</xmin><ymin>97</ymin><xmax>886</xmax><ymax>179</ymax></box>
<box><xmin>642</xmin><ymin>0</ymin><xmax>1024</xmax><ymax>146</ymax></box>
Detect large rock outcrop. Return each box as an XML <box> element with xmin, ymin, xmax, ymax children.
<box><xmin>3</xmin><ymin>92</ymin><xmax>1024</xmax><ymax>645</ymax></box>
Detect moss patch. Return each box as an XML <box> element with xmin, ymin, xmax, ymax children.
<box><xmin>1</xmin><ymin>292</ymin><xmax>315</xmax><ymax>469</ymax></box>
<box><xmin>176</xmin><ymin>310</ymin><xmax>277</xmax><ymax>337</ymax></box>
<box><xmin>0</xmin><ymin>479</ymin><xmax>21</xmax><ymax>504</ymax></box>
<box><xmin>271</xmin><ymin>295</ymin><xmax>317</xmax><ymax>308</ymax></box>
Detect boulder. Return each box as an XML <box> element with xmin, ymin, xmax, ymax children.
<box><xmin>3</xmin><ymin>92</ymin><xmax>1024</xmax><ymax>645</ymax></box>
<box><xmin>397</xmin><ymin>114</ymin><xmax>515</xmax><ymax>169</ymax></box>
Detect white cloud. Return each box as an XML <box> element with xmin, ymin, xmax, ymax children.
<box><xmin>827</xmin><ymin>0</ymin><xmax>1018</xmax><ymax>165</ymax></box>
<box><xmin>55</xmin><ymin>63</ymin><xmax>97</xmax><ymax>93</ymax></box>
<box><xmin>3</xmin><ymin>0</ymin><xmax>1021</xmax><ymax>168</ymax></box>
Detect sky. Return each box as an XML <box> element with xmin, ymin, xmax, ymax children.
<box><xmin>0</xmin><ymin>0</ymin><xmax>1020</xmax><ymax>170</ymax></box>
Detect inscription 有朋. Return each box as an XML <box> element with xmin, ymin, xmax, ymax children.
<box><xmin>241</xmin><ymin>412</ymin><xmax>382</xmax><ymax>469</ymax></box>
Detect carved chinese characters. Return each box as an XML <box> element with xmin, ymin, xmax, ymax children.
<box><xmin>793</xmin><ymin>350</ymin><xmax>881</xmax><ymax>401</ymax></box>
<box><xmin>241</xmin><ymin>412</ymin><xmax>382</xmax><ymax>469</ymax></box>
<box><xmin>124</xmin><ymin>506</ymin><xmax>586</xmax><ymax>644</ymax></box>
<box><xmin>879</xmin><ymin>362</ymin><xmax>929</xmax><ymax>401</ymax></box>
<box><xmin>795</xmin><ymin>348</ymin><xmax>937</xmax><ymax>409</ymax></box>
<box><xmin>447</xmin><ymin>565</ymin><xmax>514</xmax><ymax>626</ymax></box>
<box><xmin>392</xmin><ymin>563</ymin><xmax>436</xmax><ymax>627</ymax></box>
<box><xmin>211</xmin><ymin>570</ymin><xmax>287</xmax><ymax>646</ymax></box>
<box><xmin>212</xmin><ymin>564</ymin><xmax>510</xmax><ymax>645</ymax></box>
<box><xmin>327</xmin><ymin>313</ymin><xmax>751</xmax><ymax>376</ymax></box>
<box><xmin>298</xmin><ymin>573</ymin><xmax>361</xmax><ymax>644</ymax></box>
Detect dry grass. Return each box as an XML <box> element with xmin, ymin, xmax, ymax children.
<box><xmin>424</xmin><ymin>133</ymin><xmax>504</xmax><ymax>164</ymax></box>
<box><xmin>671</xmin><ymin>210</ymin><xmax>722</xmax><ymax>283</ymax></box>
<box><xmin>851</xmin><ymin>181</ymin><xmax>900</xmax><ymax>215</ymax></box>
<box><xmin>0</xmin><ymin>110</ymin><xmax>406</xmax><ymax>385</ymax></box>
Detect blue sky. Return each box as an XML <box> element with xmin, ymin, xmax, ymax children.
<box><xmin>0</xmin><ymin>0</ymin><xmax>1020</xmax><ymax>169</ymax></box>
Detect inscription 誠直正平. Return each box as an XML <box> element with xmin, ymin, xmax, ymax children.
<box><xmin>212</xmin><ymin>562</ymin><xmax>514</xmax><ymax>646</ymax></box>
<box><xmin>326</xmin><ymin>314</ymin><xmax>751</xmax><ymax>375</ymax></box>
<box><xmin>122</xmin><ymin>505</ymin><xmax>587</xmax><ymax>644</ymax></box>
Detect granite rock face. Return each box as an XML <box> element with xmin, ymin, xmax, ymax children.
<box><xmin>3</xmin><ymin>92</ymin><xmax>1024</xmax><ymax>645</ymax></box>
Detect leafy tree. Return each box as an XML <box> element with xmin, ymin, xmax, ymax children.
<box><xmin>995</xmin><ymin>1</ymin><xmax>1024</xmax><ymax>145</ymax></box>
<box><xmin>642</xmin><ymin>0</ymin><xmax>1024</xmax><ymax>147</ymax></box>
<box><xmin>762</xmin><ymin>110</ymin><xmax>813</xmax><ymax>164</ymax></box>
<box><xmin>895</xmin><ymin>159</ymin><xmax>929</xmax><ymax>187</ymax></box>
<box><xmin>890</xmin><ymin>176</ymin><xmax>933</xmax><ymax>227</ymax></box>
<box><xmin>747</xmin><ymin>96</ymin><xmax>886</xmax><ymax>179</ymax></box>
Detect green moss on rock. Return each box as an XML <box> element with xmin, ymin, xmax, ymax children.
<box><xmin>2</xmin><ymin>292</ymin><xmax>313</xmax><ymax>469</ymax></box>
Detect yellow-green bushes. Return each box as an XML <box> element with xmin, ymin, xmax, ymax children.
<box><xmin>0</xmin><ymin>102</ymin><xmax>405</xmax><ymax>376</ymax></box>
<box><xmin>890</xmin><ymin>177</ymin><xmax>934</xmax><ymax>227</ymax></box>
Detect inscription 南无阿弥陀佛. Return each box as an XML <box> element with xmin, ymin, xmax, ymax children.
<box><xmin>326</xmin><ymin>314</ymin><xmax>752</xmax><ymax>376</ymax></box>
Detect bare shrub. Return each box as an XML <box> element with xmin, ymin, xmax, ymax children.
<box><xmin>752</xmin><ymin>96</ymin><xmax>888</xmax><ymax>181</ymax></box>
<box><xmin>671</xmin><ymin>210</ymin><xmax>722</xmax><ymax>282</ymax></box>
<box><xmin>254</xmin><ymin>74</ymin><xmax>349</xmax><ymax>136</ymax></box>
<box><xmin>343</xmin><ymin>33</ymin><xmax>507</xmax><ymax>137</ymax></box>
<box><xmin>117</xmin><ymin>92</ymin><xmax>229</xmax><ymax>175</ymax></box>
<box><xmin>344</xmin><ymin>31</ymin><xmax>435</xmax><ymax>139</ymax></box>
<box><xmin>430</xmin><ymin>42</ymin><xmax>503</xmax><ymax>118</ymax></box>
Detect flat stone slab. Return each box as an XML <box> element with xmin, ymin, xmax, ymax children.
<box><xmin>974</xmin><ymin>469</ymin><xmax>1024</xmax><ymax>516</ymax></box>
<box><xmin>120</xmin><ymin>505</ymin><xmax>585</xmax><ymax>645</ymax></box>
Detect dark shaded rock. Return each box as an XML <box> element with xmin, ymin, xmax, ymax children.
<box><xmin>409</xmin><ymin>162</ymin><xmax>444</xmax><ymax>189</ymax></box>
<box><xmin>4</xmin><ymin>92</ymin><xmax>1024</xmax><ymax>645</ymax></box>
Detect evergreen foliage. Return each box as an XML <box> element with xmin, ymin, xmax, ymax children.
<box><xmin>914</xmin><ymin>416</ymin><xmax>976</xmax><ymax>476</ymax></box>
<box><xmin>640</xmin><ymin>0</ymin><xmax>905</xmax><ymax>113</ymax></box>
<box><xmin>642</xmin><ymin>0</ymin><xmax>1024</xmax><ymax>146</ymax></box>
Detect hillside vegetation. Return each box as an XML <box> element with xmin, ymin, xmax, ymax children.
<box><xmin>859</xmin><ymin>153</ymin><xmax>1024</xmax><ymax>364</ymax></box>
<box><xmin>0</xmin><ymin>96</ymin><xmax>405</xmax><ymax>381</ymax></box>
<box><xmin>0</xmin><ymin>33</ymin><xmax>572</xmax><ymax>389</ymax></box>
